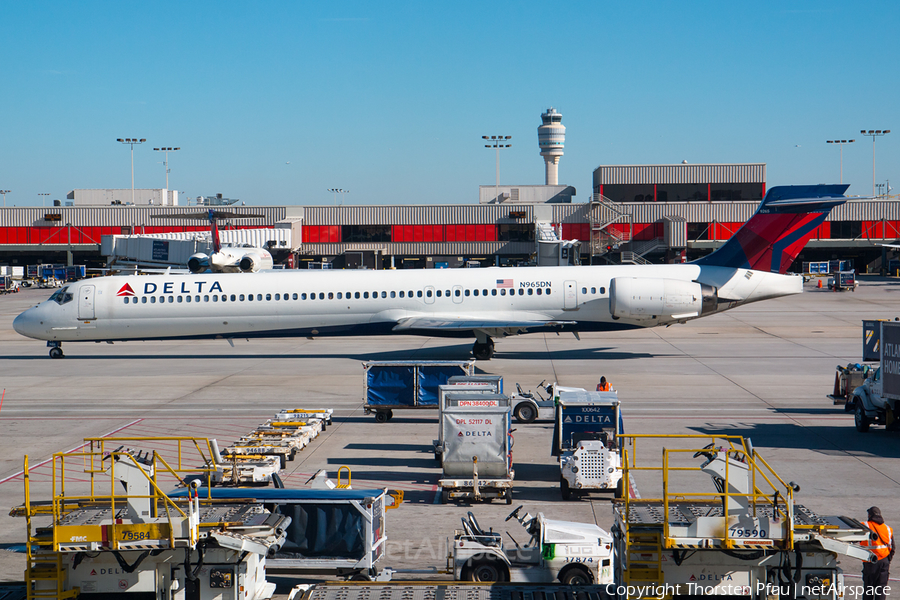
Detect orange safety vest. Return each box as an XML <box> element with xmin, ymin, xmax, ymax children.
<box><xmin>597</xmin><ymin>382</ymin><xmax>612</xmax><ymax>392</ymax></box>
<box><xmin>862</xmin><ymin>521</ymin><xmax>893</xmax><ymax>561</ymax></box>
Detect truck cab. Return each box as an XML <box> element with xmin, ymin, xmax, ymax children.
<box><xmin>452</xmin><ymin>506</ymin><xmax>614</xmax><ymax>585</ymax></box>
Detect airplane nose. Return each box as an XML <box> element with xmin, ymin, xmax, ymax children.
<box><xmin>13</xmin><ymin>308</ymin><xmax>40</xmax><ymax>339</ymax></box>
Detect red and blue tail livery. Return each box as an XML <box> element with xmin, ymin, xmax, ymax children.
<box><xmin>694</xmin><ymin>184</ymin><xmax>848</xmax><ymax>274</ymax></box>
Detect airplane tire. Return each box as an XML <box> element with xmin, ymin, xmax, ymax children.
<box><xmin>472</xmin><ymin>342</ymin><xmax>493</xmax><ymax>361</ymax></box>
<box><xmin>49</xmin><ymin>347</ymin><xmax>64</xmax><ymax>359</ymax></box>
<box><xmin>855</xmin><ymin>402</ymin><xmax>871</xmax><ymax>433</ymax></box>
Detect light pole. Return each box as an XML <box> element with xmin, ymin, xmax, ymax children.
<box><xmin>117</xmin><ymin>138</ymin><xmax>146</xmax><ymax>205</ymax></box>
<box><xmin>0</xmin><ymin>190</ymin><xmax>9</xmax><ymax>208</ymax></box>
<box><xmin>826</xmin><ymin>139</ymin><xmax>854</xmax><ymax>184</ymax></box>
<box><xmin>153</xmin><ymin>147</ymin><xmax>180</xmax><ymax>190</ymax></box>
<box><xmin>38</xmin><ymin>193</ymin><xmax>49</xmax><ymax>207</ymax></box>
<box><xmin>861</xmin><ymin>130</ymin><xmax>890</xmax><ymax>197</ymax></box>
<box><xmin>327</xmin><ymin>188</ymin><xmax>348</xmax><ymax>206</ymax></box>
<box><xmin>482</xmin><ymin>135</ymin><xmax>512</xmax><ymax>203</ymax></box>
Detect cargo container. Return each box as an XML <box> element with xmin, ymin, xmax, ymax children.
<box><xmin>434</xmin><ymin>388</ymin><xmax>508</xmax><ymax>462</ymax></box>
<box><xmin>552</xmin><ymin>391</ymin><xmax>623</xmax><ymax>500</ymax></box>
<box><xmin>439</xmin><ymin>402</ymin><xmax>513</xmax><ymax>504</ymax></box>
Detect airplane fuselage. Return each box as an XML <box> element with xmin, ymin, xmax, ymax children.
<box><xmin>13</xmin><ymin>264</ymin><xmax>801</xmax><ymax>347</ymax></box>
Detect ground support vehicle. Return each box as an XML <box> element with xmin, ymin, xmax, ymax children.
<box><xmin>439</xmin><ymin>402</ymin><xmax>514</xmax><ymax>504</ymax></box>
<box><xmin>450</xmin><ymin>507</ymin><xmax>614</xmax><ymax>585</ymax></box>
<box><xmin>0</xmin><ymin>275</ymin><xmax>19</xmax><ymax>294</ymax></box>
<box><xmin>434</xmin><ymin>382</ymin><xmax>506</xmax><ymax>462</ymax></box>
<box><xmin>612</xmin><ymin>434</ymin><xmax>875</xmax><ymax>599</ymax></box>
<box><xmin>363</xmin><ymin>360</ymin><xmax>475</xmax><ymax>422</ymax></box>
<box><xmin>172</xmin><ymin>487</ymin><xmax>391</xmax><ymax>580</ymax></box>
<box><xmin>553</xmin><ymin>391</ymin><xmax>623</xmax><ymax>500</ymax></box>
<box><xmin>289</xmin><ymin>582</ymin><xmax>615</xmax><ymax>600</ymax></box>
<box><xmin>12</xmin><ymin>437</ymin><xmax>289</xmax><ymax>600</ymax></box>
<box><xmin>830</xmin><ymin>270</ymin><xmax>857</xmax><ymax>291</ymax></box>
<box><xmin>272</xmin><ymin>408</ymin><xmax>334</xmax><ymax>428</ymax></box>
<box><xmin>510</xmin><ymin>380</ymin><xmax>586</xmax><ymax>423</ymax></box>
<box><xmin>229</xmin><ymin>431</ymin><xmax>310</xmax><ymax>466</ymax></box>
<box><xmin>852</xmin><ymin>320</ymin><xmax>900</xmax><ymax>431</ymax></box>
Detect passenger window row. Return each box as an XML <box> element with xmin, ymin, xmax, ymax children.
<box><xmin>119</xmin><ymin>286</ymin><xmax>555</xmax><ymax>305</ymax></box>
<box><xmin>581</xmin><ymin>286</ymin><xmax>607</xmax><ymax>295</ymax></box>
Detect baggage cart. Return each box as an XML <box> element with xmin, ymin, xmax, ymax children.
<box><xmin>362</xmin><ymin>360</ymin><xmax>475</xmax><ymax>422</ymax></box>
<box><xmin>173</xmin><ymin>487</ymin><xmax>390</xmax><ymax>579</ymax></box>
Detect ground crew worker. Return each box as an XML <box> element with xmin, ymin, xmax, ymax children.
<box><xmin>861</xmin><ymin>506</ymin><xmax>894</xmax><ymax>600</ymax></box>
<box><xmin>596</xmin><ymin>376</ymin><xmax>613</xmax><ymax>392</ymax></box>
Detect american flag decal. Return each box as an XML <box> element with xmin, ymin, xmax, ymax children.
<box><xmin>496</xmin><ymin>279</ymin><xmax>513</xmax><ymax>288</ymax></box>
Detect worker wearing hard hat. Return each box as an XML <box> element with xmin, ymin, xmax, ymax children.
<box><xmin>596</xmin><ymin>376</ymin><xmax>614</xmax><ymax>392</ymax></box>
<box><xmin>861</xmin><ymin>506</ymin><xmax>894</xmax><ymax>600</ymax></box>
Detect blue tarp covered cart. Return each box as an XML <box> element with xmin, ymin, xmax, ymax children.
<box><xmin>362</xmin><ymin>360</ymin><xmax>475</xmax><ymax>422</ymax></box>
<box><xmin>170</xmin><ymin>487</ymin><xmax>388</xmax><ymax>577</ymax></box>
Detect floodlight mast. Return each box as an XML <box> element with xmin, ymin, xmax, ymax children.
<box><xmin>117</xmin><ymin>138</ymin><xmax>147</xmax><ymax>205</ymax></box>
<box><xmin>482</xmin><ymin>135</ymin><xmax>512</xmax><ymax>203</ymax></box>
<box><xmin>826</xmin><ymin>139</ymin><xmax>854</xmax><ymax>184</ymax></box>
<box><xmin>861</xmin><ymin>130</ymin><xmax>890</xmax><ymax>196</ymax></box>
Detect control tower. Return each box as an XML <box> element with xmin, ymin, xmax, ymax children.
<box><xmin>538</xmin><ymin>107</ymin><xmax>565</xmax><ymax>185</ymax></box>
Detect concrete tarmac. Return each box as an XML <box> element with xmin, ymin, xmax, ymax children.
<box><xmin>1</xmin><ymin>277</ymin><xmax>899</xmax><ymax>596</ymax></box>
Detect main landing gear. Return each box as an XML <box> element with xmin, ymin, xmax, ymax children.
<box><xmin>48</xmin><ymin>341</ymin><xmax>64</xmax><ymax>359</ymax></box>
<box><xmin>472</xmin><ymin>337</ymin><xmax>495</xmax><ymax>361</ymax></box>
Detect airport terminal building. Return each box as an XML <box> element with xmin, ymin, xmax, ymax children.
<box><xmin>0</xmin><ymin>163</ymin><xmax>898</xmax><ymax>273</ymax></box>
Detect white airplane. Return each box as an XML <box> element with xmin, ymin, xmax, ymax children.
<box><xmin>155</xmin><ymin>209</ymin><xmax>274</xmax><ymax>273</ymax></box>
<box><xmin>13</xmin><ymin>185</ymin><xmax>848</xmax><ymax>360</ymax></box>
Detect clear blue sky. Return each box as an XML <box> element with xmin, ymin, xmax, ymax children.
<box><xmin>1</xmin><ymin>1</ymin><xmax>897</xmax><ymax>206</ymax></box>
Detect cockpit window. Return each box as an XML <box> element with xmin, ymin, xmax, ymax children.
<box><xmin>49</xmin><ymin>286</ymin><xmax>74</xmax><ymax>305</ymax></box>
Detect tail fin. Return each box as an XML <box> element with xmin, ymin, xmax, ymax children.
<box><xmin>693</xmin><ymin>184</ymin><xmax>848</xmax><ymax>274</ymax></box>
<box><xmin>208</xmin><ymin>209</ymin><xmax>222</xmax><ymax>253</ymax></box>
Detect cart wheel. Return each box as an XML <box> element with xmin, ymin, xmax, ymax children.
<box><xmin>441</xmin><ymin>489</ymin><xmax>451</xmax><ymax>504</ymax></box>
<box><xmin>505</xmin><ymin>490</ymin><xmax>512</xmax><ymax>505</ymax></box>
<box><xmin>374</xmin><ymin>412</ymin><xmax>389</xmax><ymax>424</ymax></box>
<box><xmin>514</xmin><ymin>402</ymin><xmax>538</xmax><ymax>424</ymax></box>
<box><xmin>561</xmin><ymin>476</ymin><xmax>572</xmax><ymax>501</ymax></box>
<box><xmin>465</xmin><ymin>557</ymin><xmax>508</xmax><ymax>582</ymax></box>
<box><xmin>386</xmin><ymin>409</ymin><xmax>394</xmax><ymax>421</ymax></box>
<box><xmin>614</xmin><ymin>478</ymin><xmax>625</xmax><ymax>499</ymax></box>
<box><xmin>560</xmin><ymin>565</ymin><xmax>592</xmax><ymax>585</ymax></box>
<box><xmin>348</xmin><ymin>572</ymin><xmax>371</xmax><ymax>581</ymax></box>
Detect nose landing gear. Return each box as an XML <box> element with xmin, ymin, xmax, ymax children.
<box><xmin>48</xmin><ymin>342</ymin><xmax>64</xmax><ymax>359</ymax></box>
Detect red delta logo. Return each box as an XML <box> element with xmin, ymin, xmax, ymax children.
<box><xmin>116</xmin><ymin>283</ymin><xmax>136</xmax><ymax>297</ymax></box>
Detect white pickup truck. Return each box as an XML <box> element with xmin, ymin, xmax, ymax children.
<box><xmin>851</xmin><ymin>366</ymin><xmax>900</xmax><ymax>432</ymax></box>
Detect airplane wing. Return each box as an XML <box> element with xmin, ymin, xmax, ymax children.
<box><xmin>393</xmin><ymin>315</ymin><xmax>576</xmax><ymax>332</ymax></box>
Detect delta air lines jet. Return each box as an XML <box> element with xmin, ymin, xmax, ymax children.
<box><xmin>13</xmin><ymin>185</ymin><xmax>847</xmax><ymax>359</ymax></box>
